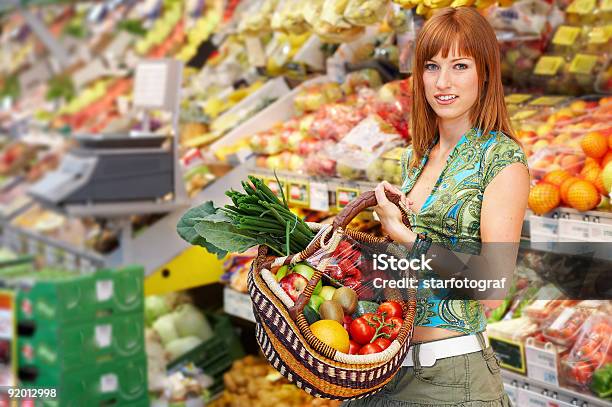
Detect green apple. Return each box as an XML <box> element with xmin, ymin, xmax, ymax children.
<box><xmin>275</xmin><ymin>265</ymin><xmax>289</xmax><ymax>281</ymax></box>
<box><xmin>308</xmin><ymin>294</ymin><xmax>325</xmax><ymax>312</ymax></box>
<box><xmin>292</xmin><ymin>263</ymin><xmax>322</xmax><ymax>294</ymax></box>
<box><xmin>319</xmin><ymin>286</ymin><xmax>337</xmax><ymax>301</ymax></box>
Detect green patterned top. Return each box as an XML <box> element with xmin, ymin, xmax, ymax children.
<box><xmin>399</xmin><ymin>128</ymin><xmax>527</xmax><ymax>333</ymax></box>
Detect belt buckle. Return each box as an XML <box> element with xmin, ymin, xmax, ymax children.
<box><xmin>418</xmin><ymin>347</ymin><xmax>437</xmax><ymax>367</ymax></box>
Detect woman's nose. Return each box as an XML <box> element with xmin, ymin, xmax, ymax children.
<box><xmin>436</xmin><ymin>68</ymin><xmax>452</xmax><ymax>89</ymax></box>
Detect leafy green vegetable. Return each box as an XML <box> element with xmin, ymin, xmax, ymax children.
<box><xmin>117</xmin><ymin>19</ymin><xmax>147</xmax><ymax>37</ymax></box>
<box><xmin>177</xmin><ymin>176</ymin><xmax>314</xmax><ymax>257</ymax></box>
<box><xmin>176</xmin><ymin>202</ymin><xmax>227</xmax><ymax>259</ymax></box>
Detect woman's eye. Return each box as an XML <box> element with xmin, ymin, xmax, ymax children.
<box><xmin>424</xmin><ymin>63</ymin><xmax>438</xmax><ymax>71</ymax></box>
<box><xmin>455</xmin><ymin>63</ymin><xmax>468</xmax><ymax>70</ymax></box>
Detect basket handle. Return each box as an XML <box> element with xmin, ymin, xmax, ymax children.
<box><xmin>332</xmin><ymin>190</ymin><xmax>410</xmax><ymax>231</ymax></box>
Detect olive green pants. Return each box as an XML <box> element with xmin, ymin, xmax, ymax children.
<box><xmin>343</xmin><ymin>333</ymin><xmax>512</xmax><ymax>407</ymax></box>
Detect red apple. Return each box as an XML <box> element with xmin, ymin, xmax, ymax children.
<box><xmin>279</xmin><ymin>273</ymin><xmax>309</xmax><ymax>302</ymax></box>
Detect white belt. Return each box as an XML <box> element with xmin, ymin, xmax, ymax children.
<box><xmin>402</xmin><ymin>332</ymin><xmax>490</xmax><ymax>367</ymax></box>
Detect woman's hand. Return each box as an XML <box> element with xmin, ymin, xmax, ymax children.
<box><xmin>373</xmin><ymin>181</ymin><xmax>416</xmax><ymax>243</ymax></box>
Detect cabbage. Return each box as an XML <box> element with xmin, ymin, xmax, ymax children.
<box><xmin>145</xmin><ymin>295</ymin><xmax>170</xmax><ymax>326</ymax></box>
<box><xmin>152</xmin><ymin>313</ymin><xmax>179</xmax><ymax>345</ymax></box>
<box><xmin>172</xmin><ymin>304</ymin><xmax>213</xmax><ymax>342</ymax></box>
<box><xmin>165</xmin><ymin>336</ymin><xmax>203</xmax><ymax>361</ymax></box>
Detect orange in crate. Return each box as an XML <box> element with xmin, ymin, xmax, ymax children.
<box><xmin>567</xmin><ymin>180</ymin><xmax>600</xmax><ymax>212</ymax></box>
<box><xmin>560</xmin><ymin>177</ymin><xmax>581</xmax><ymax>204</ymax></box>
<box><xmin>528</xmin><ymin>183</ymin><xmax>560</xmax><ymax>215</ymax></box>
<box><xmin>581</xmin><ymin>131</ymin><xmax>608</xmax><ymax>159</ymax></box>
<box><xmin>581</xmin><ymin>157</ymin><xmax>601</xmax><ymax>176</ymax></box>
<box><xmin>543</xmin><ymin>170</ymin><xmax>571</xmax><ymax>187</ymax></box>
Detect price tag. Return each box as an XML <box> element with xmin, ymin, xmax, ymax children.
<box><xmin>567</xmin><ymin>0</ymin><xmax>596</xmax><ymax>14</ymax></box>
<box><xmin>336</xmin><ymin>187</ymin><xmax>360</xmax><ymax>211</ymax></box>
<box><xmin>503</xmin><ymin>383</ymin><xmax>519</xmax><ymax>406</ymax></box>
<box><xmin>223</xmin><ymin>288</ymin><xmax>255</xmax><ymax>323</ymax></box>
<box><xmin>558</xmin><ymin>219</ymin><xmax>590</xmax><ymax>241</ymax></box>
<box><xmin>489</xmin><ymin>336</ymin><xmax>526</xmax><ymax>374</ymax></box>
<box><xmin>505</xmin><ymin>94</ymin><xmax>532</xmax><ymax>105</ymax></box>
<box><xmin>100</xmin><ymin>373</ymin><xmax>118</xmax><ymax>393</ymax></box>
<box><xmin>589</xmin><ymin>222</ymin><xmax>612</xmax><ymax>241</ymax></box>
<box><xmin>569</xmin><ymin>54</ymin><xmax>598</xmax><ymax>74</ymax></box>
<box><xmin>529</xmin><ymin>216</ymin><xmax>559</xmax><ymax>238</ymax></box>
<box><xmin>287</xmin><ymin>180</ymin><xmax>309</xmax><ymax>207</ymax></box>
<box><xmin>309</xmin><ymin>182</ymin><xmax>329</xmax><ymax>212</ymax></box>
<box><xmin>528</xmin><ymin>96</ymin><xmax>568</xmax><ymax>106</ymax></box>
<box><xmin>264</xmin><ymin>177</ymin><xmax>287</xmax><ymax>201</ymax></box>
<box><xmin>96</xmin><ymin>280</ymin><xmax>114</xmax><ymax>302</ymax></box>
<box><xmin>552</xmin><ymin>26</ymin><xmax>582</xmax><ymax>46</ymax></box>
<box><xmin>534</xmin><ymin>56</ymin><xmax>565</xmax><ymax>76</ymax></box>
<box><xmin>245</xmin><ymin>37</ymin><xmax>266</xmax><ymax>68</ymax></box>
<box><xmin>95</xmin><ymin>324</ymin><xmax>112</xmax><ymax>348</ymax></box>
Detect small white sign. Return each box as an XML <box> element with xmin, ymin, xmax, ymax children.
<box><xmin>526</xmin><ymin>339</ymin><xmax>560</xmax><ymax>387</ymax></box>
<box><xmin>96</xmin><ymin>280</ymin><xmax>114</xmax><ymax>302</ymax></box>
<box><xmin>224</xmin><ymin>288</ymin><xmax>255</xmax><ymax>323</ymax></box>
<box><xmin>133</xmin><ymin>62</ymin><xmax>168</xmax><ymax>108</ymax></box>
<box><xmin>100</xmin><ymin>373</ymin><xmax>118</xmax><ymax>393</ymax></box>
<box><xmin>309</xmin><ymin>182</ymin><xmax>329</xmax><ymax>212</ymax></box>
<box><xmin>245</xmin><ymin>37</ymin><xmax>266</xmax><ymax>68</ymax></box>
<box><xmin>95</xmin><ymin>324</ymin><xmax>112</xmax><ymax>348</ymax></box>
<box><xmin>558</xmin><ymin>219</ymin><xmax>590</xmax><ymax>241</ymax></box>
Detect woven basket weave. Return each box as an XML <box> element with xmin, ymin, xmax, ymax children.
<box><xmin>247</xmin><ymin>190</ymin><xmax>420</xmax><ymax>400</ymax></box>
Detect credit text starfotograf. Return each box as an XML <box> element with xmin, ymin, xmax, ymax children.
<box><xmin>371</xmin><ymin>254</ymin><xmax>507</xmax><ymax>292</ymax></box>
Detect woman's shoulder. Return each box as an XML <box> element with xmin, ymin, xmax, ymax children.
<box><xmin>480</xmin><ymin>130</ymin><xmax>526</xmax><ymax>162</ymax></box>
<box><xmin>479</xmin><ymin>130</ymin><xmax>528</xmax><ymax>187</ymax></box>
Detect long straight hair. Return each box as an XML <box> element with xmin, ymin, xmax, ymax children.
<box><xmin>410</xmin><ymin>7</ymin><xmax>517</xmax><ymax>167</ymax></box>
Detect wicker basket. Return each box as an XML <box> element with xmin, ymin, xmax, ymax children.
<box><xmin>247</xmin><ymin>190</ymin><xmax>420</xmax><ymax>400</ymax></box>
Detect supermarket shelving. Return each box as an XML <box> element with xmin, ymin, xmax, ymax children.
<box><xmin>502</xmin><ymin>369</ymin><xmax>612</xmax><ymax>407</ymax></box>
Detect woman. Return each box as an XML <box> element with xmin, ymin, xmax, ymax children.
<box><xmin>351</xmin><ymin>7</ymin><xmax>530</xmax><ymax>406</ymax></box>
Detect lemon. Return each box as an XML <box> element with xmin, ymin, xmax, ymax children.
<box><xmin>310</xmin><ymin>320</ymin><xmax>350</xmax><ymax>353</ymax></box>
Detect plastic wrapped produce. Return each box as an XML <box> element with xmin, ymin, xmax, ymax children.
<box><xmin>304</xmin><ymin>143</ymin><xmax>338</xmax><ymax>177</ymax></box>
<box><xmin>585</xmin><ymin>24</ymin><xmax>612</xmax><ymax>56</ymax></box>
<box><xmin>561</xmin><ymin>313</ymin><xmax>612</xmax><ymax>389</ymax></box>
<box><xmin>333</xmin><ymin>116</ymin><xmax>403</xmax><ymax>181</ymax></box>
<box><xmin>271</xmin><ymin>0</ymin><xmax>309</xmax><ymax>34</ymax></box>
<box><xmin>293</xmin><ymin>82</ymin><xmax>345</xmax><ymax>114</ymax></box>
<box><xmin>308</xmin><ymin>104</ymin><xmax>367</xmax><ymax>141</ymax></box>
<box><xmin>344</xmin><ymin>0</ymin><xmax>390</xmax><ymax>26</ymax></box>
<box><xmin>238</xmin><ymin>0</ymin><xmax>279</xmax><ymax>36</ymax></box>
<box><xmin>366</xmin><ymin>146</ymin><xmax>405</xmax><ymax>183</ymax></box>
<box><xmin>499</xmin><ymin>36</ymin><xmax>546</xmax><ymax>88</ymax></box>
<box><xmin>531</xmin><ymin>54</ymin><xmax>608</xmax><ymax>95</ymax></box>
<box><xmin>542</xmin><ymin>306</ymin><xmax>596</xmax><ymax>347</ymax></box>
<box><xmin>341</xmin><ymin>69</ymin><xmax>383</xmax><ymax>94</ymax></box>
<box><xmin>566</xmin><ymin>0</ymin><xmax>600</xmax><ymax>26</ymax></box>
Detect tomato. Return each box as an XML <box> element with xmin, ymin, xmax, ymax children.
<box><xmin>377</xmin><ymin>301</ymin><xmax>403</xmax><ymax>319</ymax></box>
<box><xmin>348</xmin><ymin>340</ymin><xmax>361</xmax><ymax>355</ymax></box>
<box><xmin>381</xmin><ymin>317</ymin><xmax>403</xmax><ymax>341</ymax></box>
<box><xmin>358</xmin><ymin>343</ymin><xmax>383</xmax><ymax>355</ymax></box>
<box><xmin>373</xmin><ymin>337</ymin><xmax>392</xmax><ymax>350</ymax></box>
<box><xmin>362</xmin><ymin>313</ymin><xmax>380</xmax><ymax>327</ymax></box>
<box><xmin>350</xmin><ymin>316</ymin><xmax>377</xmax><ymax>345</ymax></box>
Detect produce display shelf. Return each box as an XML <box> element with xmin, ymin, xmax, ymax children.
<box><xmin>2</xmin><ymin>223</ymin><xmax>105</xmax><ymax>272</ymax></box>
<box><xmin>502</xmin><ymin>369</ymin><xmax>611</xmax><ymax>407</ymax></box>
<box><xmin>223</xmin><ymin>287</ymin><xmax>255</xmax><ymax>323</ymax></box>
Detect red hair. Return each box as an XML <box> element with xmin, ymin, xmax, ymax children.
<box><xmin>410</xmin><ymin>7</ymin><xmax>516</xmax><ymax>167</ymax></box>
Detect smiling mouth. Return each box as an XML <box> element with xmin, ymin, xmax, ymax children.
<box><xmin>435</xmin><ymin>95</ymin><xmax>458</xmax><ymax>101</ymax></box>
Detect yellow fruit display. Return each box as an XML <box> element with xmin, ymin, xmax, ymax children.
<box><xmin>528</xmin><ymin>183</ymin><xmax>560</xmax><ymax>215</ymax></box>
<box><xmin>567</xmin><ymin>180</ymin><xmax>600</xmax><ymax>212</ymax></box>
<box><xmin>309</xmin><ymin>320</ymin><xmax>350</xmax><ymax>353</ymax></box>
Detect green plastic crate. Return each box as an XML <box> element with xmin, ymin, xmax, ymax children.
<box><xmin>18</xmin><ymin>311</ymin><xmax>144</xmax><ymax>371</ymax></box>
<box><xmin>21</xmin><ymin>354</ymin><xmax>148</xmax><ymax>407</ymax></box>
<box><xmin>16</xmin><ymin>266</ymin><xmax>144</xmax><ymax>324</ymax></box>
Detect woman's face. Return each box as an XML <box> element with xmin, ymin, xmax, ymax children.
<box><xmin>423</xmin><ymin>48</ymin><xmax>479</xmax><ymax>124</ymax></box>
